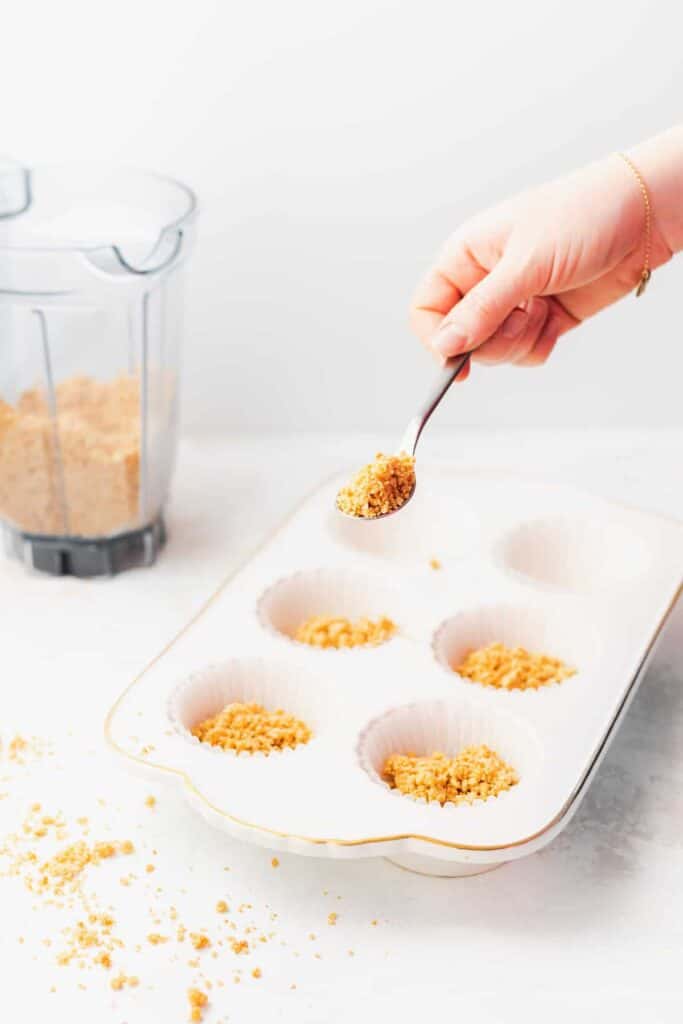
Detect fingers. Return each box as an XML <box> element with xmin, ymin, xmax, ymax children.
<box><xmin>410</xmin><ymin>233</ymin><xmax>491</xmax><ymax>355</ymax></box>
<box><xmin>431</xmin><ymin>256</ymin><xmax>527</xmax><ymax>359</ymax></box>
<box><xmin>463</xmin><ymin>294</ymin><xmax>577</xmax><ymax>368</ymax></box>
<box><xmin>452</xmin><ymin>357</ymin><xmax>471</xmax><ymax>383</ymax></box>
<box><xmin>410</xmin><ymin>231</ymin><xmax>576</xmax><ymax>373</ymax></box>
<box><xmin>515</xmin><ymin>312</ymin><xmax>565</xmax><ymax>367</ymax></box>
<box><xmin>471</xmin><ymin>297</ymin><xmax>550</xmax><ymax>365</ymax></box>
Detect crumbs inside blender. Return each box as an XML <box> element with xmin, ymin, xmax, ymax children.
<box><xmin>0</xmin><ymin>375</ymin><xmax>141</xmax><ymax>538</ymax></box>
<box><xmin>0</xmin><ymin>161</ymin><xmax>196</xmax><ymax>576</ymax></box>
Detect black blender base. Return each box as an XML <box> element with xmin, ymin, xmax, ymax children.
<box><xmin>3</xmin><ymin>516</ymin><xmax>167</xmax><ymax>577</ymax></box>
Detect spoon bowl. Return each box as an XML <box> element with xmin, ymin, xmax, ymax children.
<box><xmin>335</xmin><ymin>353</ymin><xmax>469</xmax><ymax>521</ymax></box>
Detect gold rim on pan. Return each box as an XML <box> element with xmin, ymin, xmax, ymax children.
<box><xmin>103</xmin><ymin>469</ymin><xmax>682</xmax><ymax>856</ymax></box>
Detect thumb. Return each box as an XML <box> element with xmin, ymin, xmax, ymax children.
<box><xmin>433</xmin><ymin>259</ymin><xmax>527</xmax><ymax>357</ymax></box>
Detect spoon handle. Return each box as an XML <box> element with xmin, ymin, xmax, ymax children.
<box><xmin>400</xmin><ymin>353</ymin><xmax>470</xmax><ymax>455</ymax></box>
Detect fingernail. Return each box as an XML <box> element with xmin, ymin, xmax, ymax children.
<box><xmin>501</xmin><ymin>309</ymin><xmax>528</xmax><ymax>339</ymax></box>
<box><xmin>434</xmin><ymin>323</ymin><xmax>468</xmax><ymax>356</ymax></box>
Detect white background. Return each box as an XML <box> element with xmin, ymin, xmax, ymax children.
<box><xmin>3</xmin><ymin>0</ymin><xmax>683</xmax><ymax>434</ymax></box>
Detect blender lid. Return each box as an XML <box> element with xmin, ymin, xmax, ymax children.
<box><xmin>0</xmin><ymin>160</ymin><xmax>196</xmax><ymax>270</ymax></box>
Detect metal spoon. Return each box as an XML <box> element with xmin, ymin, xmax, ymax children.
<box><xmin>336</xmin><ymin>353</ymin><xmax>470</xmax><ymax>520</ymax></box>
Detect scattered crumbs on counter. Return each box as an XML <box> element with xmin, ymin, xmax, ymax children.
<box><xmin>110</xmin><ymin>973</ymin><xmax>139</xmax><ymax>991</ymax></box>
<box><xmin>0</xmin><ymin>741</ymin><xmax>389</xmax><ymax>1014</ymax></box>
<box><xmin>187</xmin><ymin>986</ymin><xmax>209</xmax><ymax>1022</ymax></box>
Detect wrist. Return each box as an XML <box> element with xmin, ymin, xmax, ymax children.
<box><xmin>629</xmin><ymin>126</ymin><xmax>683</xmax><ymax>259</ymax></box>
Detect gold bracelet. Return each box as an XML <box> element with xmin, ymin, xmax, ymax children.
<box><xmin>617</xmin><ymin>152</ymin><xmax>652</xmax><ymax>297</ymax></box>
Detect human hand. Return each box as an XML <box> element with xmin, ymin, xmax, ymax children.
<box><xmin>410</xmin><ymin>139</ymin><xmax>681</xmax><ymax>374</ymax></box>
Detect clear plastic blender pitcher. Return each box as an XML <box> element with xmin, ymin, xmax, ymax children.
<box><xmin>0</xmin><ymin>161</ymin><xmax>197</xmax><ymax>576</ymax></box>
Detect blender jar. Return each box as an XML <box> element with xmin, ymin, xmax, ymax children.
<box><xmin>0</xmin><ymin>161</ymin><xmax>197</xmax><ymax>576</ymax></box>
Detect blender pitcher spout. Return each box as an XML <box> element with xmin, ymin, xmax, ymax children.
<box><xmin>86</xmin><ymin>226</ymin><xmax>186</xmax><ymax>278</ymax></box>
<box><xmin>0</xmin><ymin>159</ymin><xmax>31</xmax><ymax>219</ymax></box>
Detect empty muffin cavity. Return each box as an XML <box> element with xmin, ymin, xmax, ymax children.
<box><xmin>168</xmin><ymin>658</ymin><xmax>321</xmax><ymax>757</ymax></box>
<box><xmin>329</xmin><ymin>484</ymin><xmax>479</xmax><ymax>565</ymax></box>
<box><xmin>496</xmin><ymin>515</ymin><xmax>652</xmax><ymax>593</ymax></box>
<box><xmin>433</xmin><ymin>603</ymin><xmax>596</xmax><ymax>692</ymax></box>
<box><xmin>257</xmin><ymin>569</ymin><xmax>404</xmax><ymax>650</ymax></box>
<box><xmin>358</xmin><ymin>698</ymin><xmax>540</xmax><ymax>810</ymax></box>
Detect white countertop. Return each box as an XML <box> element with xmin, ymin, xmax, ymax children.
<box><xmin>2</xmin><ymin>430</ymin><xmax>683</xmax><ymax>1023</ymax></box>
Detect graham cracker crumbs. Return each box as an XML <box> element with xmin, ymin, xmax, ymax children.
<box><xmin>191</xmin><ymin>703</ymin><xmax>312</xmax><ymax>755</ymax></box>
<box><xmin>336</xmin><ymin>452</ymin><xmax>415</xmax><ymax>518</ymax></box>
<box><xmin>455</xmin><ymin>643</ymin><xmax>576</xmax><ymax>691</ymax></box>
<box><xmin>271</xmin><ymin>858</ymin><xmax>279</xmax><ymax>869</ymax></box>
<box><xmin>382</xmin><ymin>746</ymin><xmax>519</xmax><ymax>806</ymax></box>
<box><xmin>111</xmin><ymin>973</ymin><xmax>139</xmax><ymax>991</ymax></box>
<box><xmin>28</xmin><ymin>838</ymin><xmax>134</xmax><ymax>896</ymax></box>
<box><xmin>57</xmin><ymin>913</ymin><xmax>122</xmax><ymax>967</ymax></box>
<box><xmin>327</xmin><ymin>913</ymin><xmax>338</xmax><ymax>926</ymax></box>
<box><xmin>295</xmin><ymin>615</ymin><xmax>397</xmax><ymax>649</ymax></box>
<box><xmin>145</xmin><ymin>796</ymin><xmax>156</xmax><ymax>809</ymax></box>
<box><xmin>429</xmin><ymin>558</ymin><xmax>442</xmax><ymax>570</ymax></box>
<box><xmin>3</xmin><ymin>733</ymin><xmax>53</xmax><ymax>766</ymax></box>
<box><xmin>188</xmin><ymin>988</ymin><xmax>209</xmax><ymax>1022</ymax></box>
<box><xmin>0</xmin><ymin>375</ymin><xmax>142</xmax><ymax>536</ymax></box>
<box><xmin>1</xmin><ymin>761</ymin><xmax>385</xmax><ymax>1015</ymax></box>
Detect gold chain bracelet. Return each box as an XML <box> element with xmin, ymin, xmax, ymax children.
<box><xmin>617</xmin><ymin>152</ymin><xmax>652</xmax><ymax>297</ymax></box>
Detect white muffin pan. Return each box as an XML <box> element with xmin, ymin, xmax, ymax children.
<box><xmin>106</xmin><ymin>467</ymin><xmax>683</xmax><ymax>877</ymax></box>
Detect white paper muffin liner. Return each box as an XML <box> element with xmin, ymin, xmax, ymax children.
<box><xmin>357</xmin><ymin>697</ymin><xmax>542</xmax><ymax>814</ymax></box>
<box><xmin>256</xmin><ymin>567</ymin><xmax>410</xmax><ymax>650</ymax></box>
<box><xmin>167</xmin><ymin>657</ymin><xmax>325</xmax><ymax>759</ymax></box>
<box><xmin>432</xmin><ymin>602</ymin><xmax>599</xmax><ymax>694</ymax></box>
<box><xmin>328</xmin><ymin>483</ymin><xmax>480</xmax><ymax>565</ymax></box>
<box><xmin>495</xmin><ymin>515</ymin><xmax>653</xmax><ymax>593</ymax></box>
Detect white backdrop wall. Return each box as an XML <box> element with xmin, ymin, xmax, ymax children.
<box><xmin>3</xmin><ymin>0</ymin><xmax>683</xmax><ymax>433</ymax></box>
